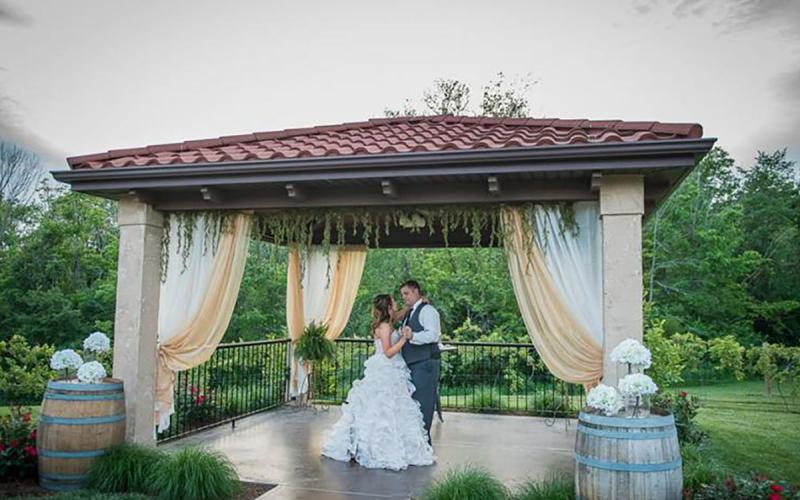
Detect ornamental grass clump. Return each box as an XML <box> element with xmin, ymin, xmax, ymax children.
<box><xmin>421</xmin><ymin>465</ymin><xmax>509</xmax><ymax>500</ymax></box>
<box><xmin>86</xmin><ymin>442</ymin><xmax>167</xmax><ymax>494</ymax></box>
<box><xmin>512</xmin><ymin>473</ymin><xmax>574</xmax><ymax>500</ymax></box>
<box><xmin>150</xmin><ymin>447</ymin><xmax>241</xmax><ymax>500</ymax></box>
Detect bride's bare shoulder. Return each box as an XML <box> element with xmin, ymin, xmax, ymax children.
<box><xmin>373</xmin><ymin>321</ymin><xmax>392</xmax><ymax>337</ymax></box>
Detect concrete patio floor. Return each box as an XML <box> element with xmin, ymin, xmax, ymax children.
<box><xmin>161</xmin><ymin>406</ymin><xmax>577</xmax><ymax>499</ymax></box>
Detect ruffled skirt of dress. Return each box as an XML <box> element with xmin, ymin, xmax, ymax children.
<box><xmin>321</xmin><ymin>353</ymin><xmax>435</xmax><ymax>471</ymax></box>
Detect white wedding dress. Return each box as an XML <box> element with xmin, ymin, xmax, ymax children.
<box><xmin>321</xmin><ymin>329</ymin><xmax>435</xmax><ymax>471</ymax></box>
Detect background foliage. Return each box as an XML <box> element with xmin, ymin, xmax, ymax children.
<box><xmin>0</xmin><ymin>75</ymin><xmax>798</xmax><ymax>396</ymax></box>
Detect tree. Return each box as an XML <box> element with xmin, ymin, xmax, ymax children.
<box><xmin>385</xmin><ymin>72</ymin><xmax>535</xmax><ymax>118</ymax></box>
<box><xmin>0</xmin><ymin>142</ymin><xmax>43</xmax><ymax>247</ymax></box>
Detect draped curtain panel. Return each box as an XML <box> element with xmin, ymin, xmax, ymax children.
<box><xmin>286</xmin><ymin>245</ymin><xmax>367</xmax><ymax>396</ymax></box>
<box><xmin>502</xmin><ymin>205</ymin><xmax>603</xmax><ymax>385</ymax></box>
<box><xmin>155</xmin><ymin>213</ymin><xmax>252</xmax><ymax>432</ymax></box>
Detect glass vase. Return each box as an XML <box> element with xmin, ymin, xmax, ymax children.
<box><xmin>625</xmin><ymin>394</ymin><xmax>651</xmax><ymax>418</ymax></box>
<box><xmin>617</xmin><ymin>362</ymin><xmax>645</xmax><ymax>381</ymax></box>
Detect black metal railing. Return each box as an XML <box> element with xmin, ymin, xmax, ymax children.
<box><xmin>157</xmin><ymin>339</ymin><xmax>290</xmax><ymax>442</ymax></box>
<box><xmin>159</xmin><ymin>337</ymin><xmax>584</xmax><ymax>441</ymax></box>
<box><xmin>312</xmin><ymin>339</ymin><xmax>585</xmax><ymax>418</ymax></box>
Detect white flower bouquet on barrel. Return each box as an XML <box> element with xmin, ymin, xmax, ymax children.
<box><xmin>49</xmin><ymin>331</ymin><xmax>111</xmax><ymax>384</ymax></box>
<box><xmin>586</xmin><ymin>338</ymin><xmax>659</xmax><ymax>418</ymax></box>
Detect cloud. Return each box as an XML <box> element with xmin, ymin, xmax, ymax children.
<box><xmin>0</xmin><ymin>92</ymin><xmax>64</xmax><ymax>168</ymax></box>
<box><xmin>0</xmin><ymin>1</ymin><xmax>30</xmax><ymax>25</ymax></box>
<box><xmin>632</xmin><ymin>0</ymin><xmax>800</xmax><ymax>37</ymax></box>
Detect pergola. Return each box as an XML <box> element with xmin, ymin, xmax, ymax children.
<box><xmin>54</xmin><ymin>115</ymin><xmax>714</xmax><ymax>445</ymax></box>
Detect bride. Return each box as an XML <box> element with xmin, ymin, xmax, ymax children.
<box><xmin>321</xmin><ymin>294</ymin><xmax>435</xmax><ymax>471</ymax></box>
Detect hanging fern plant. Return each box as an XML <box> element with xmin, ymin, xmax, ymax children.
<box><xmin>293</xmin><ymin>321</ymin><xmax>336</xmax><ymax>363</ymax></box>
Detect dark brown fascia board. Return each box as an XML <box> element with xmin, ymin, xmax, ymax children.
<box><xmin>52</xmin><ymin>139</ymin><xmax>716</xmax><ymax>193</ymax></box>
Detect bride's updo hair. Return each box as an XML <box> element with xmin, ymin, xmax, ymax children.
<box><xmin>371</xmin><ymin>294</ymin><xmax>393</xmax><ymax>332</ymax></box>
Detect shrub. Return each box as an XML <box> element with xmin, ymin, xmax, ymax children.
<box><xmin>707</xmin><ymin>336</ymin><xmax>745</xmax><ymax>381</ymax></box>
<box><xmin>652</xmin><ymin>391</ymin><xmax>707</xmax><ymax>444</ymax></box>
<box><xmin>150</xmin><ymin>447</ymin><xmax>240</xmax><ymax>500</ymax></box>
<box><xmin>680</xmin><ymin>442</ymin><xmax>721</xmax><ymax>492</ymax></box>
<box><xmin>0</xmin><ymin>406</ymin><xmax>37</xmax><ymax>480</ymax></box>
<box><xmin>86</xmin><ymin>442</ymin><xmax>166</xmax><ymax>494</ymax></box>
<box><xmin>644</xmin><ymin>320</ymin><xmax>684</xmax><ymax>388</ymax></box>
<box><xmin>687</xmin><ymin>473</ymin><xmax>798</xmax><ymax>499</ymax></box>
<box><xmin>0</xmin><ymin>335</ymin><xmax>54</xmax><ymax>405</ymax></box>
<box><xmin>512</xmin><ymin>473</ymin><xmax>574</xmax><ymax>500</ymax></box>
<box><xmin>421</xmin><ymin>465</ymin><xmax>509</xmax><ymax>500</ymax></box>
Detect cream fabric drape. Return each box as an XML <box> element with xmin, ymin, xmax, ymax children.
<box><xmin>155</xmin><ymin>213</ymin><xmax>251</xmax><ymax>432</ymax></box>
<box><xmin>286</xmin><ymin>245</ymin><xmax>367</xmax><ymax>396</ymax></box>
<box><xmin>533</xmin><ymin>202</ymin><xmax>603</xmax><ymax>345</ymax></box>
<box><xmin>503</xmin><ymin>207</ymin><xmax>603</xmax><ymax>385</ymax></box>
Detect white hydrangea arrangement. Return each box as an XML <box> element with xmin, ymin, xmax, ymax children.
<box><xmin>609</xmin><ymin>338</ymin><xmax>652</xmax><ymax>368</ymax></box>
<box><xmin>584</xmin><ymin>339</ymin><xmax>660</xmax><ymax>418</ymax></box>
<box><xmin>618</xmin><ymin>373</ymin><xmax>659</xmax><ymax>398</ymax></box>
<box><xmin>586</xmin><ymin>384</ymin><xmax>624</xmax><ymax>416</ymax></box>
<box><xmin>49</xmin><ymin>331</ymin><xmax>112</xmax><ymax>384</ymax></box>
<box><xmin>83</xmin><ymin>331</ymin><xmax>111</xmax><ymax>355</ymax></box>
<box><xmin>50</xmin><ymin>349</ymin><xmax>84</xmax><ymax>377</ymax></box>
<box><xmin>77</xmin><ymin>361</ymin><xmax>107</xmax><ymax>384</ymax></box>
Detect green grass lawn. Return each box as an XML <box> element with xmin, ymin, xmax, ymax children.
<box><xmin>678</xmin><ymin>379</ymin><xmax>800</xmax><ymax>485</ymax></box>
<box><xmin>0</xmin><ymin>405</ymin><xmax>41</xmax><ymax>419</ymax></box>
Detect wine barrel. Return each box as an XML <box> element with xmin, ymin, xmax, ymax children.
<box><xmin>575</xmin><ymin>411</ymin><xmax>682</xmax><ymax>500</ymax></box>
<box><xmin>37</xmin><ymin>379</ymin><xmax>126</xmax><ymax>492</ymax></box>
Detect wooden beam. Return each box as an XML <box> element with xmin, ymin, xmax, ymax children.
<box><xmin>487</xmin><ymin>175</ymin><xmax>501</xmax><ymax>196</ymax></box>
<box><xmin>200</xmin><ymin>186</ymin><xmax>223</xmax><ymax>203</ymax></box>
<box><xmin>590</xmin><ymin>172</ymin><xmax>602</xmax><ymax>191</ymax></box>
<box><xmin>381</xmin><ymin>180</ymin><xmax>398</xmax><ymax>198</ymax></box>
<box><xmin>155</xmin><ymin>178</ymin><xmax>598</xmax><ymax>211</ymax></box>
<box><xmin>126</xmin><ymin>190</ymin><xmax>156</xmax><ymax>205</ymax></box>
<box><xmin>285</xmin><ymin>183</ymin><xmax>306</xmax><ymax>200</ymax></box>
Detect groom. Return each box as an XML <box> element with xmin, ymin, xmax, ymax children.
<box><xmin>399</xmin><ymin>280</ymin><xmax>441</xmax><ymax>444</ymax></box>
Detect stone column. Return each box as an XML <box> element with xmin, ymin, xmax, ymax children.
<box><xmin>600</xmin><ymin>175</ymin><xmax>644</xmax><ymax>385</ymax></box>
<box><xmin>113</xmin><ymin>197</ymin><xmax>163</xmax><ymax>445</ymax></box>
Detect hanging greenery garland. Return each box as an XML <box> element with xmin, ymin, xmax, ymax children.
<box><xmin>159</xmin><ymin>202</ymin><xmax>579</xmax><ymax>280</ymax></box>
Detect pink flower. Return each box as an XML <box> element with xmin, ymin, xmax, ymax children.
<box><xmin>768</xmin><ymin>494</ymin><xmax>781</xmax><ymax>500</ymax></box>
<box><xmin>10</xmin><ymin>440</ymin><xmax>19</xmax><ymax>448</ymax></box>
<box><xmin>24</xmin><ymin>445</ymin><xmax>37</xmax><ymax>457</ymax></box>
<box><xmin>189</xmin><ymin>385</ymin><xmax>198</xmax><ymax>394</ymax></box>
<box><xmin>196</xmin><ymin>395</ymin><xmax>206</xmax><ymax>405</ymax></box>
<box><xmin>771</xmin><ymin>485</ymin><xmax>784</xmax><ymax>493</ymax></box>
<box><xmin>0</xmin><ymin>443</ymin><xmax>5</xmax><ymax>452</ymax></box>
<box><xmin>21</xmin><ymin>412</ymin><xmax>31</xmax><ymax>423</ymax></box>
<box><xmin>679</xmin><ymin>391</ymin><xmax>688</xmax><ymax>398</ymax></box>
<box><xmin>28</xmin><ymin>429</ymin><xmax>37</xmax><ymax>441</ymax></box>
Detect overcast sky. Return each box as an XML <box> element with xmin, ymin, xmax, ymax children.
<box><xmin>1</xmin><ymin>0</ymin><xmax>798</xmax><ymax>170</ymax></box>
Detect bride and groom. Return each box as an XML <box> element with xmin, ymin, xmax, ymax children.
<box><xmin>321</xmin><ymin>280</ymin><xmax>440</xmax><ymax>471</ymax></box>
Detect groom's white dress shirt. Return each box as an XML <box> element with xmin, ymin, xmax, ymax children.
<box><xmin>404</xmin><ymin>299</ymin><xmax>441</xmax><ymax>345</ymax></box>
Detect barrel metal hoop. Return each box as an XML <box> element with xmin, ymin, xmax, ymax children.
<box><xmin>47</xmin><ymin>381</ymin><xmax>123</xmax><ymax>392</ymax></box>
<box><xmin>39</xmin><ymin>478</ymin><xmax>85</xmax><ymax>492</ymax></box>
<box><xmin>39</xmin><ymin>472</ymin><xmax>88</xmax><ymax>481</ymax></box>
<box><xmin>40</xmin><ymin>413</ymin><xmax>125</xmax><ymax>425</ymax></box>
<box><xmin>579</xmin><ymin>412</ymin><xmax>675</xmax><ymax>428</ymax></box>
<box><xmin>577</xmin><ymin>424</ymin><xmax>678</xmax><ymax>440</ymax></box>
<box><xmin>575</xmin><ymin>453</ymin><xmax>682</xmax><ymax>472</ymax></box>
<box><xmin>45</xmin><ymin>392</ymin><xmax>124</xmax><ymax>401</ymax></box>
<box><xmin>38</xmin><ymin>448</ymin><xmax>107</xmax><ymax>458</ymax></box>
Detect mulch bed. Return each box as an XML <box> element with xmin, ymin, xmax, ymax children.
<box><xmin>0</xmin><ymin>478</ymin><xmax>276</xmax><ymax>499</ymax></box>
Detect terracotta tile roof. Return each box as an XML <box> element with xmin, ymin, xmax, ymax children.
<box><xmin>67</xmin><ymin>115</ymin><xmax>704</xmax><ymax>170</ymax></box>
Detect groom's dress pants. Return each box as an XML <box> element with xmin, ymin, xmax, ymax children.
<box><xmin>409</xmin><ymin>358</ymin><xmax>440</xmax><ymax>442</ymax></box>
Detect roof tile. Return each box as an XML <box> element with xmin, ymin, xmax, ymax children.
<box><xmin>66</xmin><ymin>114</ymin><xmax>705</xmax><ymax>170</ymax></box>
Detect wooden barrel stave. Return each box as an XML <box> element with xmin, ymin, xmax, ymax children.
<box><xmin>575</xmin><ymin>412</ymin><xmax>682</xmax><ymax>500</ymax></box>
<box><xmin>37</xmin><ymin>379</ymin><xmax>126</xmax><ymax>492</ymax></box>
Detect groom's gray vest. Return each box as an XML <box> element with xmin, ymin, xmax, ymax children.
<box><xmin>400</xmin><ymin>303</ymin><xmax>441</xmax><ymax>365</ymax></box>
